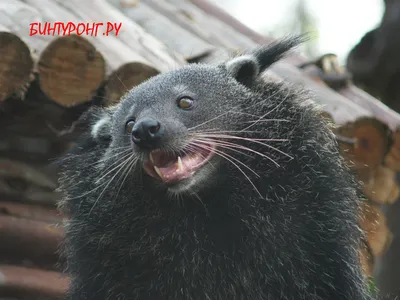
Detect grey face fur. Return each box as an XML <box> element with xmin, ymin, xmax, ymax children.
<box><xmin>90</xmin><ymin>59</ymin><xmax>266</xmax><ymax>195</ymax></box>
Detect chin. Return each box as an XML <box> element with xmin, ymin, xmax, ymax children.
<box><xmin>166</xmin><ymin>175</ymin><xmax>204</xmax><ymax>196</ymax></box>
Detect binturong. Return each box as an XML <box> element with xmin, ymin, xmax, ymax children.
<box><xmin>58</xmin><ymin>37</ymin><xmax>379</xmax><ymax>300</ymax></box>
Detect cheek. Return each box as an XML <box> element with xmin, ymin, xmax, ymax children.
<box><xmin>179</xmin><ymin>107</ymin><xmax>209</xmax><ymax>128</ymax></box>
<box><xmin>161</xmin><ymin>119</ymin><xmax>188</xmax><ymax>141</ymax></box>
<box><xmin>111</xmin><ymin>130</ymin><xmax>133</xmax><ymax>151</ymax></box>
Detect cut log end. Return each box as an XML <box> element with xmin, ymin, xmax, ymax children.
<box><xmin>0</xmin><ymin>32</ymin><xmax>34</xmax><ymax>101</ymax></box>
<box><xmin>38</xmin><ymin>34</ymin><xmax>106</xmax><ymax>107</ymax></box>
<box><xmin>103</xmin><ymin>62</ymin><xmax>160</xmax><ymax>106</ymax></box>
<box><xmin>384</xmin><ymin>128</ymin><xmax>400</xmax><ymax>171</ymax></box>
<box><xmin>336</xmin><ymin>117</ymin><xmax>390</xmax><ymax>172</ymax></box>
<box><xmin>363</xmin><ymin>165</ymin><xmax>399</xmax><ymax>205</ymax></box>
<box><xmin>0</xmin><ymin>214</ymin><xmax>63</xmax><ymax>261</ymax></box>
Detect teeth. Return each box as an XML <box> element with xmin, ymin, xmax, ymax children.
<box><xmin>149</xmin><ymin>152</ymin><xmax>154</xmax><ymax>163</ymax></box>
<box><xmin>177</xmin><ymin>156</ymin><xmax>183</xmax><ymax>170</ymax></box>
<box><xmin>154</xmin><ymin>166</ymin><xmax>163</xmax><ymax>178</ymax></box>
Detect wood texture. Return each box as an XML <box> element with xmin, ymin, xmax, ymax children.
<box><xmin>0</xmin><ymin>32</ymin><xmax>34</xmax><ymax>101</ymax></box>
<box><xmin>0</xmin><ymin>0</ymin><xmax>399</xmax><ymax>298</ymax></box>
<box><xmin>0</xmin><ymin>265</ymin><xmax>69</xmax><ymax>298</ymax></box>
<box><xmin>53</xmin><ymin>0</ymin><xmax>186</xmax><ymax>72</ymax></box>
<box><xmin>37</xmin><ymin>35</ymin><xmax>106</xmax><ymax>107</ymax></box>
<box><xmin>103</xmin><ymin>62</ymin><xmax>160</xmax><ymax>106</ymax></box>
<box><xmin>109</xmin><ymin>0</ymin><xmax>215</xmax><ymax>60</ymax></box>
<box><xmin>22</xmin><ymin>0</ymin><xmax>154</xmax><ymax>72</ymax></box>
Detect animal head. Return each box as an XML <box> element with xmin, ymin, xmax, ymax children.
<box><xmin>83</xmin><ymin>37</ymin><xmax>304</xmax><ymax>197</ymax></box>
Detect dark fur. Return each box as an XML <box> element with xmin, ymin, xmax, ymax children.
<box><xmin>58</xmin><ymin>38</ymin><xmax>375</xmax><ymax>300</ymax></box>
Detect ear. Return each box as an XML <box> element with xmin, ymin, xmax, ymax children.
<box><xmin>77</xmin><ymin>106</ymin><xmax>114</xmax><ymax>143</ymax></box>
<box><xmin>52</xmin><ymin>106</ymin><xmax>114</xmax><ymax>170</ymax></box>
<box><xmin>225</xmin><ymin>35</ymin><xmax>306</xmax><ymax>87</ymax></box>
<box><xmin>226</xmin><ymin>55</ymin><xmax>260</xmax><ymax>87</ymax></box>
<box><xmin>90</xmin><ymin>113</ymin><xmax>112</xmax><ymax>142</ymax></box>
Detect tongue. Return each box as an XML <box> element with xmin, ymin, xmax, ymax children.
<box><xmin>153</xmin><ymin>156</ymin><xmax>193</xmax><ymax>183</ymax></box>
<box><xmin>143</xmin><ymin>153</ymin><xmax>204</xmax><ymax>183</ymax></box>
<box><xmin>143</xmin><ymin>146</ymin><xmax>214</xmax><ymax>184</ymax></box>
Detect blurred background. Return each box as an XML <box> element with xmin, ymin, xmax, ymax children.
<box><xmin>211</xmin><ymin>0</ymin><xmax>383</xmax><ymax>62</ymax></box>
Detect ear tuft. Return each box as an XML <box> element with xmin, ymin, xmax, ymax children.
<box><xmin>253</xmin><ymin>35</ymin><xmax>307</xmax><ymax>73</ymax></box>
<box><xmin>224</xmin><ymin>35</ymin><xmax>306</xmax><ymax>87</ymax></box>
<box><xmin>226</xmin><ymin>55</ymin><xmax>260</xmax><ymax>87</ymax></box>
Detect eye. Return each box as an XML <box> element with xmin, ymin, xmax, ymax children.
<box><xmin>125</xmin><ymin>120</ymin><xmax>135</xmax><ymax>134</ymax></box>
<box><xmin>177</xmin><ymin>96</ymin><xmax>194</xmax><ymax>110</ymax></box>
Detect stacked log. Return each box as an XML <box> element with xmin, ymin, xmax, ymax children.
<box><xmin>0</xmin><ymin>0</ymin><xmax>399</xmax><ymax>298</ymax></box>
<box><xmin>317</xmin><ymin>114</ymin><xmax>397</xmax><ymax>277</ymax></box>
<box><xmin>0</xmin><ymin>1</ymin><xmax>185</xmax><ymax>297</ymax></box>
<box><xmin>346</xmin><ymin>1</ymin><xmax>400</xmax><ymax>294</ymax></box>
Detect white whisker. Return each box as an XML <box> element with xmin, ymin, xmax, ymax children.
<box><xmin>188</xmin><ymin>142</ymin><xmax>262</xmax><ymax>197</ymax></box>
<box><xmin>194</xmin><ymin>134</ymin><xmax>293</xmax><ymax>160</ymax></box>
<box><xmin>89</xmin><ymin>155</ymin><xmax>133</xmax><ymax>216</ymax></box>
<box><xmin>195</xmin><ymin>138</ymin><xmax>280</xmax><ymax>168</ymax></box>
<box><xmin>95</xmin><ymin>151</ymin><xmax>134</xmax><ymax>183</ymax></box>
<box><xmin>114</xmin><ymin>156</ymin><xmax>139</xmax><ymax>202</ymax></box>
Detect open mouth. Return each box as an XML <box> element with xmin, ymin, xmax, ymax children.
<box><xmin>143</xmin><ymin>143</ymin><xmax>215</xmax><ymax>184</ymax></box>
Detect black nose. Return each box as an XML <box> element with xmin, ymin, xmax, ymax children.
<box><xmin>131</xmin><ymin>118</ymin><xmax>163</xmax><ymax>148</ymax></box>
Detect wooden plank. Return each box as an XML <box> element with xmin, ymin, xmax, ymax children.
<box><xmin>266</xmin><ymin>65</ymin><xmax>372</xmax><ymax>125</ymax></box>
<box><xmin>53</xmin><ymin>0</ymin><xmax>186</xmax><ymax>72</ymax></box>
<box><xmin>339</xmin><ymin>86</ymin><xmax>400</xmax><ymax>130</ymax></box>
<box><xmin>144</xmin><ymin>0</ymin><xmax>255</xmax><ymax>50</ymax></box>
<box><xmin>0</xmin><ymin>0</ymin><xmax>48</xmax><ymax>59</ymax></box>
<box><xmin>20</xmin><ymin>0</ymin><xmax>153</xmax><ymax>72</ymax></box>
<box><xmin>108</xmin><ymin>0</ymin><xmax>215</xmax><ymax>60</ymax></box>
<box><xmin>0</xmin><ymin>265</ymin><xmax>69</xmax><ymax>298</ymax></box>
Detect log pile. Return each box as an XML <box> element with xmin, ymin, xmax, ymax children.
<box><xmin>346</xmin><ymin>1</ymin><xmax>400</xmax><ymax>294</ymax></box>
<box><xmin>0</xmin><ymin>0</ymin><xmax>398</xmax><ymax>298</ymax></box>
<box><xmin>325</xmin><ymin>114</ymin><xmax>397</xmax><ymax>277</ymax></box>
